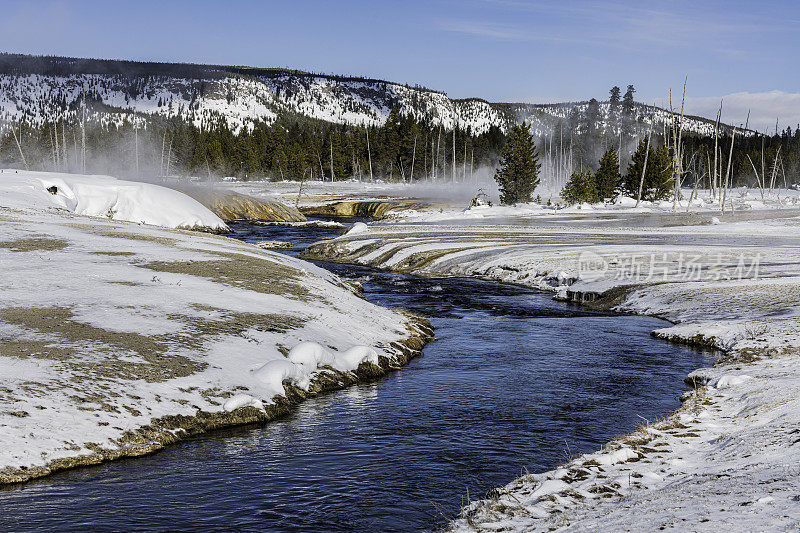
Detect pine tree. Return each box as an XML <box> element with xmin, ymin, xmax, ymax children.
<box><xmin>621</xmin><ymin>85</ymin><xmax>636</xmax><ymax>141</ymax></box>
<box><xmin>623</xmin><ymin>138</ymin><xmax>650</xmax><ymax>199</ymax></box>
<box><xmin>648</xmin><ymin>145</ymin><xmax>673</xmax><ymax>200</ymax></box>
<box><xmin>561</xmin><ymin>169</ymin><xmax>596</xmax><ymax>205</ymax></box>
<box><xmin>584</xmin><ymin>98</ymin><xmax>601</xmax><ymax>139</ymax></box>
<box><xmin>609</xmin><ymin>86</ymin><xmax>621</xmax><ymax>110</ymax></box>
<box><xmin>622</xmin><ymin>85</ymin><xmax>635</xmax><ymax>117</ymax></box>
<box><xmin>494</xmin><ymin>122</ymin><xmax>540</xmax><ymax>204</ymax></box>
<box><xmin>609</xmin><ymin>86</ymin><xmax>621</xmax><ymax>134</ymax></box>
<box><xmin>624</xmin><ymin>139</ymin><xmax>673</xmax><ymax>201</ymax></box>
<box><xmin>594</xmin><ymin>146</ymin><xmax>622</xmax><ymax>200</ymax></box>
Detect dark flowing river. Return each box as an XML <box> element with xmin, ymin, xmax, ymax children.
<box><xmin>0</xmin><ymin>218</ymin><xmax>714</xmax><ymax>532</ymax></box>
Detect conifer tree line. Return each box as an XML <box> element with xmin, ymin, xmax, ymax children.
<box><xmin>0</xmin><ymin>107</ymin><xmax>505</xmax><ymax>182</ymax></box>
<box><xmin>559</xmin><ymin>127</ymin><xmax>800</xmax><ymax>205</ymax></box>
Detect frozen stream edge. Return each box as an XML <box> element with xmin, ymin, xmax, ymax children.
<box><xmin>302</xmin><ymin>220</ymin><xmax>800</xmax><ymax>531</ymax></box>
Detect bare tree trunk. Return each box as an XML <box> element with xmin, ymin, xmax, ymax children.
<box><xmin>329</xmin><ymin>136</ymin><xmax>335</xmax><ymax>182</ymax></box>
<box><xmin>160</xmin><ymin>130</ymin><xmax>166</xmax><ymax>178</ymax></box>
<box><xmin>134</xmin><ymin>114</ymin><xmax>139</xmax><ymax>178</ymax></box>
<box><xmin>760</xmin><ymin>132</ymin><xmax>765</xmax><ymax>199</ymax></box>
<box><xmin>452</xmin><ymin>129</ymin><xmax>456</xmax><ymax>183</ymax></box>
<box><xmin>366</xmin><ymin>129</ymin><xmax>373</xmax><ymax>182</ymax></box>
<box><xmin>463</xmin><ymin>141</ymin><xmax>467</xmax><ymax>183</ymax></box>
<box><xmin>410</xmin><ymin>135</ymin><xmax>417</xmax><ymax>182</ymax></box>
<box><xmin>73</xmin><ymin>128</ymin><xmax>79</xmax><ymax>170</ymax></box>
<box><xmin>81</xmin><ymin>87</ymin><xmax>87</xmax><ymax>174</ymax></box>
<box><xmin>316</xmin><ymin>150</ymin><xmax>324</xmax><ymax>181</ymax></box>
<box><xmin>780</xmin><ymin>157</ymin><xmax>788</xmax><ymax>195</ymax></box>
<box><xmin>296</xmin><ymin>169</ymin><xmax>306</xmax><ymax>208</ymax></box>
<box><xmin>165</xmin><ymin>136</ymin><xmax>173</xmax><ymax>178</ymax></box>
<box><xmin>672</xmin><ymin>78</ymin><xmax>687</xmax><ymax>213</ymax></box>
<box><xmin>471</xmin><ymin>148</ymin><xmax>475</xmax><ymax>184</ymax></box>
<box><xmin>746</xmin><ymin>154</ymin><xmax>764</xmax><ymax>200</ymax></box>
<box><xmin>424</xmin><ymin>134</ymin><xmax>428</xmax><ymax>180</ymax></box>
<box><xmin>722</xmin><ymin>125</ymin><xmax>737</xmax><ymax>214</ymax></box>
<box><xmin>11</xmin><ymin>126</ymin><xmax>28</xmax><ymax>170</ymax></box>
<box><xmin>635</xmin><ymin>104</ymin><xmax>657</xmax><ymax>207</ymax></box>
<box><xmin>435</xmin><ymin>127</ymin><xmax>441</xmax><ymax>181</ymax></box>
<box><xmin>50</xmin><ymin>125</ymin><xmax>58</xmax><ymax>170</ymax></box>
<box><xmin>61</xmin><ymin>121</ymin><xmax>67</xmax><ymax>171</ymax></box>
<box><xmin>713</xmin><ymin>102</ymin><xmax>722</xmax><ymax>200</ymax></box>
<box><xmin>770</xmin><ymin>145</ymin><xmax>782</xmax><ymax>195</ymax></box>
<box><xmin>53</xmin><ymin>122</ymin><xmax>60</xmax><ymax>170</ymax></box>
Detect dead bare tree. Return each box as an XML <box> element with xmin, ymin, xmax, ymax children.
<box><xmin>721</xmin><ymin>124</ymin><xmax>737</xmax><ymax>214</ymax></box>
<box><xmin>11</xmin><ymin>126</ymin><xmax>28</xmax><ymax>170</ymax></box>
<box><xmin>329</xmin><ymin>137</ymin><xmax>335</xmax><ymax>182</ymax></box>
<box><xmin>410</xmin><ymin>135</ymin><xmax>417</xmax><ymax>182</ymax></box>
<box><xmin>712</xmin><ymin>101</ymin><xmax>722</xmax><ymax>200</ymax></box>
<box><xmin>366</xmin><ymin>129</ymin><xmax>374</xmax><ymax>182</ymax></box>
<box><xmin>81</xmin><ymin>87</ymin><xmax>86</xmax><ymax>174</ymax></box>
<box><xmin>452</xmin><ymin>128</ymin><xmax>456</xmax><ymax>183</ymax></box>
<box><xmin>671</xmin><ymin>78</ymin><xmax>687</xmax><ymax>212</ymax></box>
<box><xmin>768</xmin><ymin>145</ymin><xmax>781</xmax><ymax>196</ymax></box>
<box><xmin>635</xmin><ymin>104</ymin><xmax>657</xmax><ymax>207</ymax></box>
<box><xmin>746</xmin><ymin>154</ymin><xmax>765</xmax><ymax>200</ymax></box>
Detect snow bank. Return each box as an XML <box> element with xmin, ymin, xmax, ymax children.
<box><xmin>287</xmin><ymin>341</ymin><xmax>337</xmax><ymax>371</ymax></box>
<box><xmin>0</xmin><ymin>170</ymin><xmax>228</xmax><ymax>231</ymax></box>
<box><xmin>252</xmin><ymin>359</ymin><xmax>309</xmax><ymax>397</ymax></box>
<box><xmin>346</xmin><ymin>221</ymin><xmax>369</xmax><ymax>235</ymax></box>
<box><xmin>249</xmin><ymin>342</ymin><xmax>382</xmax><ymax>400</ymax></box>
<box><xmin>223</xmin><ymin>394</ymin><xmax>264</xmax><ymax>412</ymax></box>
<box><xmin>334</xmin><ymin>345</ymin><xmax>379</xmax><ymax>371</ymax></box>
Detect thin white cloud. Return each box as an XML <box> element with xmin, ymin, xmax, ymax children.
<box><xmin>463</xmin><ymin>1</ymin><xmax>799</xmax><ymax>53</ymax></box>
<box><xmin>674</xmin><ymin>91</ymin><xmax>800</xmax><ymax>132</ymax></box>
<box><xmin>439</xmin><ymin>20</ymin><xmax>577</xmax><ymax>43</ymax></box>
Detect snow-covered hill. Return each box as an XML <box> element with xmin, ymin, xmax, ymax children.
<box><xmin>0</xmin><ymin>54</ymin><xmax>737</xmax><ymax>138</ymax></box>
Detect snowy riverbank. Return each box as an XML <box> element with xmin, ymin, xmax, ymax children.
<box><xmin>302</xmin><ymin>212</ymin><xmax>800</xmax><ymax>530</ymax></box>
<box><xmin>0</xmin><ymin>170</ymin><xmax>230</xmax><ymax>232</ymax></box>
<box><xmin>0</xmin><ymin>178</ymin><xmax>431</xmax><ymax>484</ymax></box>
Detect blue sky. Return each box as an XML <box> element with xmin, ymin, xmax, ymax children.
<box><xmin>1</xmin><ymin>0</ymin><xmax>798</xmax><ymax>129</ymax></box>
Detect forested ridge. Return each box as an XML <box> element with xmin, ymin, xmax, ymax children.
<box><xmin>0</xmin><ymin>53</ymin><xmax>797</xmax><ymax>188</ymax></box>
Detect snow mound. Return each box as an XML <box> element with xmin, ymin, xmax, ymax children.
<box><xmin>0</xmin><ymin>170</ymin><xmax>228</xmax><ymax>231</ymax></box>
<box><xmin>346</xmin><ymin>222</ymin><xmax>369</xmax><ymax>235</ymax></box>
<box><xmin>333</xmin><ymin>345</ymin><xmax>379</xmax><ymax>371</ymax></box>
<box><xmin>223</xmin><ymin>394</ymin><xmax>264</xmax><ymax>412</ymax></box>
<box><xmin>251</xmin><ymin>343</ymin><xmax>382</xmax><ymax>399</ymax></box>
<box><xmin>287</xmin><ymin>341</ymin><xmax>337</xmax><ymax>371</ymax></box>
<box><xmin>713</xmin><ymin>374</ymin><xmax>753</xmax><ymax>389</ymax></box>
<box><xmin>252</xmin><ymin>359</ymin><xmax>309</xmax><ymax>397</ymax></box>
<box><xmin>286</xmin><ymin>341</ymin><xmax>379</xmax><ymax>373</ymax></box>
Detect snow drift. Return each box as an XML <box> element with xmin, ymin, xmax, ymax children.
<box><xmin>0</xmin><ymin>170</ymin><xmax>228</xmax><ymax>231</ymax></box>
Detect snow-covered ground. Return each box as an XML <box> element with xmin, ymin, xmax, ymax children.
<box><xmin>0</xmin><ymin>170</ymin><xmax>228</xmax><ymax>231</ymax></box>
<box><xmin>301</xmin><ymin>207</ymin><xmax>800</xmax><ymax>531</ymax></box>
<box><xmin>0</xmin><ymin>176</ymin><xmax>429</xmax><ymax>483</ymax></box>
<box><xmin>385</xmin><ymin>188</ymin><xmax>800</xmax><ymax>224</ymax></box>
